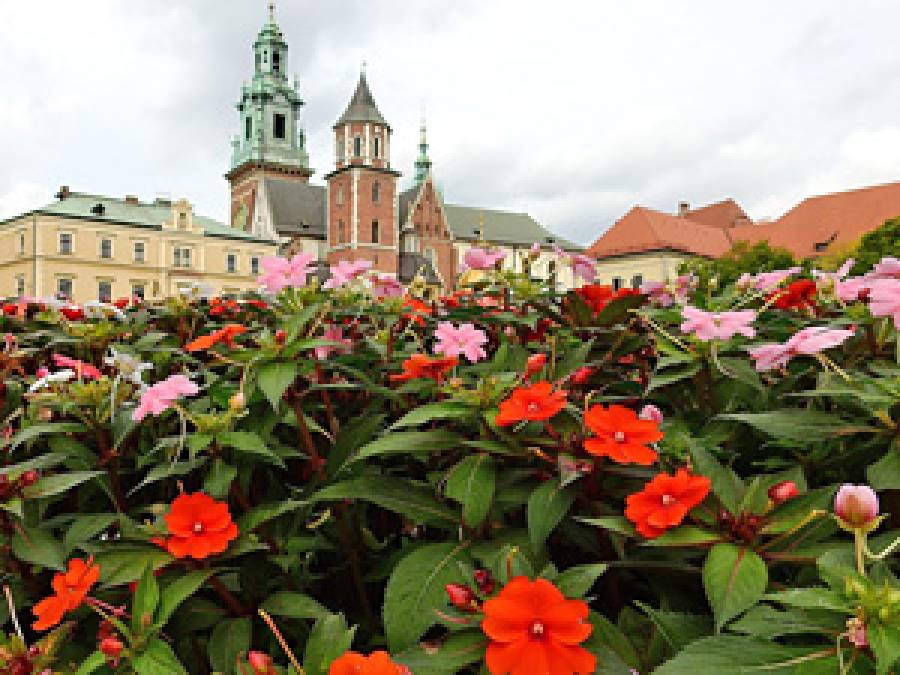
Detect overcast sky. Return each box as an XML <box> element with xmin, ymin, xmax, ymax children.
<box><xmin>2</xmin><ymin>0</ymin><xmax>900</xmax><ymax>244</ymax></box>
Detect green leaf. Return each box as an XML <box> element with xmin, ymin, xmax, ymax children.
<box><xmin>64</xmin><ymin>514</ymin><xmax>117</xmax><ymax>548</ymax></box>
<box><xmin>155</xmin><ymin>570</ymin><xmax>213</xmax><ymax>627</ymax></box>
<box><xmin>689</xmin><ymin>443</ymin><xmax>743</xmax><ymax>514</ymax></box>
<box><xmin>303</xmin><ymin>613</ymin><xmax>356</xmax><ymax>675</ymax></box>
<box><xmin>703</xmin><ymin>543</ymin><xmax>768</xmax><ymax>631</ymax></box>
<box><xmin>237</xmin><ymin>499</ymin><xmax>306</xmax><ymax>532</ymax></box>
<box><xmin>132</xmin><ymin>564</ymin><xmax>160</xmax><ymax>634</ymax></box>
<box><xmin>527</xmin><ymin>479</ymin><xmax>576</xmax><ymax>548</ymax></box>
<box><xmin>260</xmin><ymin>591</ymin><xmax>329</xmax><ymax>619</ymax></box>
<box><xmin>717</xmin><ymin>410</ymin><xmax>874</xmax><ymax>443</ymax></box>
<box><xmin>730</xmin><ymin>605</ymin><xmax>842</xmax><ymax>639</ymax></box>
<box><xmin>22</xmin><ymin>470</ymin><xmax>102</xmax><ymax>499</ymax></box>
<box><xmin>128</xmin><ymin>458</ymin><xmax>206</xmax><ymax>496</ymax></box>
<box><xmin>208</xmin><ymin>617</ymin><xmax>251</xmax><ymax>674</ymax></box>
<box><xmin>653</xmin><ymin>635</ymin><xmax>834</xmax><ymax>674</ymax></box>
<box><xmin>94</xmin><ymin>546</ymin><xmax>173</xmax><ymax>586</ymax></box>
<box><xmin>9</xmin><ymin>422</ymin><xmax>86</xmax><ymax>449</ymax></box>
<box><xmin>868</xmin><ymin>623</ymin><xmax>900</xmax><ymax>674</ymax></box>
<box><xmin>445</xmin><ymin>454</ymin><xmax>496</xmax><ymax>528</ymax></box>
<box><xmin>343</xmin><ymin>430</ymin><xmax>461</xmax><ymax>469</ymax></box>
<box><xmin>383</xmin><ymin>541</ymin><xmax>472</xmax><ymax>652</ymax></box>
<box><xmin>395</xmin><ymin>629</ymin><xmax>487</xmax><ymax>673</ymax></box>
<box><xmin>717</xmin><ymin>356</ymin><xmax>765</xmax><ymax>392</ymax></box>
<box><xmin>257</xmin><ymin>361</ymin><xmax>298</xmax><ymax>410</ymax></box>
<box><xmin>203</xmin><ymin>459</ymin><xmax>237</xmax><ymax>499</ymax></box>
<box><xmin>0</xmin><ymin>453</ymin><xmax>66</xmax><ymax>478</ymax></box>
<box><xmin>12</xmin><ymin>526</ymin><xmax>65</xmax><ymax>570</ymax></box>
<box><xmin>868</xmin><ymin>449</ymin><xmax>900</xmax><ymax>490</ymax></box>
<box><xmin>554</xmin><ymin>563</ymin><xmax>608</xmax><ymax>598</ymax></box>
<box><xmin>390</xmin><ymin>402</ymin><xmax>474</xmax><ymax>429</ymax></box>
<box><xmin>643</xmin><ymin>526</ymin><xmax>724</xmax><ymax>547</ymax></box>
<box><xmin>764</xmin><ymin>587</ymin><xmax>852</xmax><ymax>613</ymax></box>
<box><xmin>635</xmin><ymin>602</ymin><xmax>712</xmax><ymax>652</ymax></box>
<box><xmin>74</xmin><ymin>651</ymin><xmax>107</xmax><ymax>675</ymax></box>
<box><xmin>216</xmin><ymin>431</ymin><xmax>284</xmax><ymax>468</ymax></box>
<box><xmin>312</xmin><ymin>475</ymin><xmax>459</xmax><ymax>526</ymax></box>
<box><xmin>133</xmin><ymin>637</ymin><xmax>188</xmax><ymax>675</ymax></box>
<box><xmin>648</xmin><ymin>362</ymin><xmax>700</xmax><ymax>393</ymax></box>
<box><xmin>578</xmin><ymin>516</ymin><xmax>638</xmax><ymax>537</ymax></box>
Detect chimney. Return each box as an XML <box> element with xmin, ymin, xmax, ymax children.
<box><xmin>678</xmin><ymin>201</ymin><xmax>690</xmax><ymax>217</ymax></box>
<box><xmin>56</xmin><ymin>185</ymin><xmax>71</xmax><ymax>200</ymax></box>
<box><xmin>125</xmin><ymin>195</ymin><xmax>139</xmax><ymax>205</ymax></box>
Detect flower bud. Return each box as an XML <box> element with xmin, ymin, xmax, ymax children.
<box><xmin>274</xmin><ymin>329</ymin><xmax>287</xmax><ymax>345</ymax></box>
<box><xmin>229</xmin><ymin>392</ymin><xmax>245</xmax><ymax>411</ymax></box>
<box><xmin>248</xmin><ymin>651</ymin><xmax>276</xmax><ymax>674</ymax></box>
<box><xmin>473</xmin><ymin>568</ymin><xmax>496</xmax><ymax>595</ymax></box>
<box><xmin>570</xmin><ymin>367</ymin><xmax>593</xmax><ymax>385</ymax></box>
<box><xmin>638</xmin><ymin>404</ymin><xmax>663</xmax><ymax>425</ymax></box>
<box><xmin>525</xmin><ymin>354</ymin><xmax>547</xmax><ymax>378</ymax></box>
<box><xmin>847</xmin><ymin>618</ymin><xmax>868</xmax><ymax>647</ymax></box>
<box><xmin>19</xmin><ymin>470</ymin><xmax>39</xmax><ymax>487</ymax></box>
<box><xmin>100</xmin><ymin>636</ymin><xmax>124</xmax><ymax>659</ymax></box>
<box><xmin>835</xmin><ymin>484</ymin><xmax>879</xmax><ymax>529</ymax></box>
<box><xmin>444</xmin><ymin>583</ymin><xmax>477</xmax><ymax>612</ymax></box>
<box><xmin>767</xmin><ymin>481</ymin><xmax>799</xmax><ymax>505</ymax></box>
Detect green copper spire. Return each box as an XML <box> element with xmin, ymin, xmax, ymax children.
<box><xmin>229</xmin><ymin>2</ymin><xmax>311</xmax><ymax>175</ymax></box>
<box><xmin>414</xmin><ymin>119</ymin><xmax>432</xmax><ymax>186</ymax></box>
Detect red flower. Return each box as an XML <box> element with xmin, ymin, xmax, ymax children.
<box><xmin>770</xmin><ymin>279</ymin><xmax>817</xmax><ymax>311</ymax></box>
<box><xmin>570</xmin><ymin>367</ymin><xmax>593</xmax><ymax>385</ymax></box>
<box><xmin>768</xmin><ymin>481</ymin><xmax>799</xmax><ymax>505</ymax></box>
<box><xmin>495</xmin><ymin>381</ymin><xmax>567</xmax><ymax>427</ymax></box>
<box><xmin>59</xmin><ymin>306</ymin><xmax>84</xmax><ymax>321</ymax></box>
<box><xmin>481</xmin><ymin>576</ymin><xmax>595</xmax><ymax>675</ymax></box>
<box><xmin>401</xmin><ymin>296</ymin><xmax>433</xmax><ymax>326</ymax></box>
<box><xmin>575</xmin><ymin>285</ymin><xmax>640</xmax><ymax>316</ymax></box>
<box><xmin>583</xmin><ymin>404</ymin><xmax>663</xmax><ymax>465</ymax></box>
<box><xmin>625</xmin><ymin>469</ymin><xmax>711</xmax><ymax>538</ymax></box>
<box><xmin>185</xmin><ymin>324</ymin><xmax>247</xmax><ymax>352</ymax></box>
<box><xmin>445</xmin><ymin>583</ymin><xmax>478</xmax><ymax>612</ymax></box>
<box><xmin>113</xmin><ymin>297</ymin><xmax>130</xmax><ymax>310</ymax></box>
<box><xmin>159</xmin><ymin>492</ymin><xmax>238</xmax><ymax>559</ymax></box>
<box><xmin>2</xmin><ymin>303</ymin><xmax>18</xmax><ymax>316</ymax></box>
<box><xmin>390</xmin><ymin>354</ymin><xmax>458</xmax><ymax>382</ymax></box>
<box><xmin>525</xmin><ymin>353</ymin><xmax>547</xmax><ymax>378</ymax></box>
<box><xmin>329</xmin><ymin>651</ymin><xmax>408</xmax><ymax>675</ymax></box>
<box><xmin>32</xmin><ymin>557</ymin><xmax>100</xmax><ymax>631</ymax></box>
<box><xmin>248</xmin><ymin>651</ymin><xmax>277</xmax><ymax>675</ymax></box>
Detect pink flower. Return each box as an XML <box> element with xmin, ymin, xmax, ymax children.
<box><xmin>463</xmin><ymin>247</ymin><xmax>506</xmax><ymax>271</ymax></box>
<box><xmin>638</xmin><ymin>404</ymin><xmax>663</xmax><ymax>425</ymax></box>
<box><xmin>554</xmin><ymin>246</ymin><xmax>597</xmax><ymax>282</ymax></box>
<box><xmin>132</xmin><ymin>374</ymin><xmax>199</xmax><ymax>422</ymax></box>
<box><xmin>324</xmin><ymin>260</ymin><xmax>373</xmax><ymax>289</ymax></box>
<box><xmin>640</xmin><ymin>281</ymin><xmax>674</xmax><ymax>307</ymax></box>
<box><xmin>314</xmin><ymin>325</ymin><xmax>352</xmax><ymax>360</ymax></box>
<box><xmin>870</xmin><ymin>256</ymin><xmax>900</xmax><ymax>280</ymax></box>
<box><xmin>36</xmin><ymin>367</ymin><xmax>50</xmax><ymax>379</ymax></box>
<box><xmin>868</xmin><ymin>278</ymin><xmax>900</xmax><ymax>328</ymax></box>
<box><xmin>748</xmin><ymin>326</ymin><xmax>855</xmax><ymax>371</ymax></box>
<box><xmin>257</xmin><ymin>253</ymin><xmax>316</xmax><ymax>293</ymax></box>
<box><xmin>835</xmin><ymin>484</ymin><xmax>879</xmax><ymax>529</ymax></box>
<box><xmin>848</xmin><ymin>620</ymin><xmax>868</xmax><ymax>648</ymax></box>
<box><xmin>433</xmin><ymin>322</ymin><xmax>488</xmax><ymax>363</ymax></box>
<box><xmin>52</xmin><ymin>354</ymin><xmax>102</xmax><ymax>380</ymax></box>
<box><xmin>680</xmin><ymin>306</ymin><xmax>756</xmax><ymax>341</ymax></box>
<box><xmin>834</xmin><ymin>276</ymin><xmax>871</xmax><ymax>302</ymax></box>
<box><xmin>529</xmin><ymin>242</ymin><xmax>541</xmax><ymax>256</ymax></box>
<box><xmin>742</xmin><ymin>267</ymin><xmax>802</xmax><ymax>291</ymax></box>
<box><xmin>371</xmin><ymin>274</ymin><xmax>404</xmax><ymax>298</ymax></box>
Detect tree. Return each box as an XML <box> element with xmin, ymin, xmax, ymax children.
<box><xmin>679</xmin><ymin>240</ymin><xmax>797</xmax><ymax>287</ymax></box>
<box><xmin>847</xmin><ymin>217</ymin><xmax>900</xmax><ymax>275</ymax></box>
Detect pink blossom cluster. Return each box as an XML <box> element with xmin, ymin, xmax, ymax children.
<box><xmin>256</xmin><ymin>253</ymin><xmax>316</xmax><ymax>293</ymax></box>
<box><xmin>737</xmin><ymin>267</ymin><xmax>801</xmax><ymax>291</ymax></box>
<box><xmin>641</xmin><ymin>274</ymin><xmax>697</xmax><ymax>307</ymax></box>
<box><xmin>680</xmin><ymin>306</ymin><xmax>756</xmax><ymax>341</ymax></box>
<box><xmin>554</xmin><ymin>245</ymin><xmax>597</xmax><ymax>282</ymax></box>
<box><xmin>314</xmin><ymin>325</ymin><xmax>353</xmax><ymax>360</ymax></box>
<box><xmin>461</xmin><ymin>247</ymin><xmax>506</xmax><ymax>272</ymax></box>
<box><xmin>433</xmin><ymin>322</ymin><xmax>488</xmax><ymax>363</ymax></box>
<box><xmin>52</xmin><ymin>353</ymin><xmax>102</xmax><ymax>380</ymax></box>
<box><xmin>132</xmin><ymin>374</ymin><xmax>199</xmax><ymax>422</ymax></box>
<box><xmin>324</xmin><ymin>260</ymin><xmax>373</xmax><ymax>289</ymax></box>
<box><xmin>748</xmin><ymin>326</ymin><xmax>854</xmax><ymax>371</ymax></box>
<box><xmin>371</xmin><ymin>274</ymin><xmax>404</xmax><ymax>298</ymax></box>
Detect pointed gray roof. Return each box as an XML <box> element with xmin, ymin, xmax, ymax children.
<box><xmin>335</xmin><ymin>72</ymin><xmax>389</xmax><ymax>128</ymax></box>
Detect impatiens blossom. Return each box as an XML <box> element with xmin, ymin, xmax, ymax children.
<box><xmin>371</xmin><ymin>274</ymin><xmax>404</xmax><ymax>298</ymax></box>
<box><xmin>481</xmin><ymin>576</ymin><xmax>595</xmax><ymax>675</ymax></box>
<box><xmin>132</xmin><ymin>374</ymin><xmax>199</xmax><ymax>421</ymax></box>
<box><xmin>257</xmin><ymin>253</ymin><xmax>316</xmax><ymax>293</ymax></box>
<box><xmin>770</xmin><ymin>279</ymin><xmax>818</xmax><ymax>311</ymax></box>
<box><xmin>639</xmin><ymin>404</ymin><xmax>664</xmax><ymax>425</ymax></box>
<box><xmin>495</xmin><ymin>381</ymin><xmax>567</xmax><ymax>427</ymax></box>
<box><xmin>834</xmin><ymin>484</ymin><xmax>879</xmax><ymax>529</ymax></box>
<box><xmin>870</xmin><ymin>256</ymin><xmax>900</xmax><ymax>279</ymax></box>
<box><xmin>525</xmin><ymin>353</ymin><xmax>547</xmax><ymax>379</ymax></box>
<box><xmin>583</xmin><ymin>404</ymin><xmax>663</xmax><ymax>465</ymax></box>
<box><xmin>52</xmin><ymin>353</ymin><xmax>102</xmax><ymax>380</ymax></box>
<box><xmin>554</xmin><ymin>245</ymin><xmax>597</xmax><ymax>282</ymax></box>
<box><xmin>32</xmin><ymin>557</ymin><xmax>100</xmax><ymax>630</ymax></box>
<box><xmin>324</xmin><ymin>259</ymin><xmax>374</xmax><ymax>289</ymax></box>
<box><xmin>104</xmin><ymin>349</ymin><xmax>152</xmax><ymax>386</ymax></box>
<box><xmin>748</xmin><ymin>326</ymin><xmax>855</xmax><ymax>372</ymax></box>
<box><xmin>868</xmin><ymin>278</ymin><xmax>900</xmax><ymax>328</ymax></box>
<box><xmin>329</xmin><ymin>651</ymin><xmax>408</xmax><ymax>675</ymax></box>
<box><xmin>680</xmin><ymin>306</ymin><xmax>756</xmax><ymax>341</ymax></box>
<box><xmin>314</xmin><ymin>325</ymin><xmax>352</xmax><ymax>360</ymax></box>
<box><xmin>433</xmin><ymin>322</ymin><xmax>488</xmax><ymax>363</ymax></box>
<box><xmin>158</xmin><ymin>492</ymin><xmax>239</xmax><ymax>559</ymax></box>
<box><xmin>185</xmin><ymin>324</ymin><xmax>247</xmax><ymax>352</ymax></box>
<box><xmin>28</xmin><ymin>369</ymin><xmax>75</xmax><ymax>393</ymax></box>
<box><xmin>625</xmin><ymin>469</ymin><xmax>711</xmax><ymax>538</ymax></box>
<box><xmin>738</xmin><ymin>267</ymin><xmax>801</xmax><ymax>291</ymax></box>
<box><xmin>390</xmin><ymin>354</ymin><xmax>458</xmax><ymax>382</ymax></box>
<box><xmin>462</xmin><ymin>247</ymin><xmax>506</xmax><ymax>271</ymax></box>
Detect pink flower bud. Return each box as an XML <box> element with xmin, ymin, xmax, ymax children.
<box><xmin>847</xmin><ymin>618</ymin><xmax>868</xmax><ymax>647</ymax></box>
<box><xmin>444</xmin><ymin>583</ymin><xmax>477</xmax><ymax>612</ymax></box>
<box><xmin>248</xmin><ymin>651</ymin><xmax>275</xmax><ymax>674</ymax></box>
<box><xmin>835</xmin><ymin>484</ymin><xmax>879</xmax><ymax>528</ymax></box>
<box><xmin>768</xmin><ymin>481</ymin><xmax>799</xmax><ymax>505</ymax></box>
<box><xmin>525</xmin><ymin>353</ymin><xmax>547</xmax><ymax>378</ymax></box>
<box><xmin>473</xmin><ymin>569</ymin><xmax>496</xmax><ymax>595</ymax></box>
<box><xmin>638</xmin><ymin>404</ymin><xmax>663</xmax><ymax>425</ymax></box>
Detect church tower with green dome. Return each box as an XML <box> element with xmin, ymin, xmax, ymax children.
<box><xmin>227</xmin><ymin>3</ymin><xmax>311</xmax><ymax>233</ymax></box>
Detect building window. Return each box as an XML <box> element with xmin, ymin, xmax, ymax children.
<box><xmin>336</xmin><ymin>137</ymin><xmax>344</xmax><ymax>162</ymax></box>
<box><xmin>227</xmin><ymin>253</ymin><xmax>237</xmax><ymax>273</ymax></box>
<box><xmin>612</xmin><ymin>276</ymin><xmax>624</xmax><ymax>291</ymax></box>
<box><xmin>371</xmin><ymin>219</ymin><xmax>379</xmax><ymax>243</ymax></box>
<box><xmin>245</xmin><ymin>117</ymin><xmax>252</xmax><ymax>140</ymax></box>
<box><xmin>353</xmin><ymin>136</ymin><xmax>362</xmax><ymax>157</ymax></box>
<box><xmin>374</xmin><ymin>136</ymin><xmax>381</xmax><ymax>157</ymax></box>
<box><xmin>58</xmin><ymin>232</ymin><xmax>73</xmax><ymax>255</ymax></box>
<box><xmin>631</xmin><ymin>274</ymin><xmax>643</xmax><ymax>290</ymax></box>
<box><xmin>132</xmin><ymin>283</ymin><xmax>145</xmax><ymax>300</ymax></box>
<box><xmin>100</xmin><ymin>238</ymin><xmax>113</xmax><ymax>259</ymax></box>
<box><xmin>251</xmin><ymin>256</ymin><xmax>260</xmax><ymax>275</ymax></box>
<box><xmin>272</xmin><ymin>51</ymin><xmax>281</xmax><ymax>73</ymax></box>
<box><xmin>814</xmin><ymin>241</ymin><xmax>829</xmax><ymax>252</ymax></box>
<box><xmin>133</xmin><ymin>241</ymin><xmax>145</xmax><ymax>262</ymax></box>
<box><xmin>173</xmin><ymin>247</ymin><xmax>192</xmax><ymax>268</ymax></box>
<box><xmin>18</xmin><ymin>231</ymin><xmax>25</xmax><ymax>254</ymax></box>
<box><xmin>372</xmin><ymin>181</ymin><xmax>380</xmax><ymax>203</ymax></box>
<box><xmin>274</xmin><ymin>113</ymin><xmax>286</xmax><ymax>140</ymax></box>
<box><xmin>338</xmin><ymin>220</ymin><xmax>345</xmax><ymax>243</ymax></box>
<box><xmin>178</xmin><ymin>212</ymin><xmax>188</xmax><ymax>229</ymax></box>
<box><xmin>57</xmin><ymin>278</ymin><xmax>73</xmax><ymax>299</ymax></box>
<box><xmin>336</xmin><ymin>186</ymin><xmax>344</xmax><ymax>205</ymax></box>
<box><xmin>98</xmin><ymin>281</ymin><xmax>112</xmax><ymax>303</ymax></box>
<box><xmin>15</xmin><ymin>276</ymin><xmax>25</xmax><ymax>297</ymax></box>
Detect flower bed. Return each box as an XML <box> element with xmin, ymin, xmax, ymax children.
<box><xmin>0</xmin><ymin>253</ymin><xmax>899</xmax><ymax>674</ymax></box>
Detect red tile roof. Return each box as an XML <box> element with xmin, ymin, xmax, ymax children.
<box><xmin>685</xmin><ymin>199</ymin><xmax>749</xmax><ymax>229</ymax></box>
<box><xmin>586</xmin><ymin>206</ymin><xmax>733</xmax><ymax>259</ymax></box>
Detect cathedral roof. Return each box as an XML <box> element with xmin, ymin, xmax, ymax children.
<box><xmin>399</xmin><ymin>252</ymin><xmax>441</xmax><ymax>284</ymax></box>
<box><xmin>443</xmin><ymin>204</ymin><xmax>580</xmax><ymax>250</ymax></box>
<box><xmin>262</xmin><ymin>178</ymin><xmax>326</xmax><ymax>239</ymax></box>
<box><xmin>335</xmin><ymin>72</ymin><xmax>389</xmax><ymax>128</ymax></box>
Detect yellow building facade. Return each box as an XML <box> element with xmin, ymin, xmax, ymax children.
<box><xmin>593</xmin><ymin>252</ymin><xmax>691</xmax><ymax>290</ymax></box>
<box><xmin>0</xmin><ymin>189</ymin><xmax>276</xmax><ymax>303</ymax></box>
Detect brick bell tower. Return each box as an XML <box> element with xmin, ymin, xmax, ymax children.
<box><xmin>325</xmin><ymin>67</ymin><xmax>401</xmax><ymax>275</ymax></box>
<box><xmin>226</xmin><ymin>2</ymin><xmax>312</xmax><ymax>235</ymax></box>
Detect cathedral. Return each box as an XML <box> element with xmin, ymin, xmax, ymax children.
<box><xmin>226</xmin><ymin>4</ymin><xmax>579</xmax><ymax>291</ymax></box>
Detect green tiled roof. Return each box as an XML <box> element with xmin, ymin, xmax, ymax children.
<box><xmin>31</xmin><ymin>193</ymin><xmax>274</xmax><ymax>244</ymax></box>
<box><xmin>443</xmin><ymin>204</ymin><xmax>581</xmax><ymax>251</ymax></box>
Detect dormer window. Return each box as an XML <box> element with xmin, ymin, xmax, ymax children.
<box><xmin>178</xmin><ymin>212</ymin><xmax>187</xmax><ymax>229</ymax></box>
<box><xmin>353</xmin><ymin>136</ymin><xmax>362</xmax><ymax>157</ymax></box>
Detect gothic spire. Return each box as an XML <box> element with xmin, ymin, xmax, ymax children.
<box><xmin>415</xmin><ymin>118</ymin><xmax>432</xmax><ymax>186</ymax></box>
<box><xmin>335</xmin><ymin>68</ymin><xmax>389</xmax><ymax>129</ymax></box>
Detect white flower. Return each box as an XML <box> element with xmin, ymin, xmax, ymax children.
<box><xmin>104</xmin><ymin>349</ymin><xmax>152</xmax><ymax>386</ymax></box>
<box><xmin>178</xmin><ymin>282</ymin><xmax>215</xmax><ymax>300</ymax></box>
<box><xmin>28</xmin><ymin>369</ymin><xmax>75</xmax><ymax>393</ymax></box>
<box><xmin>83</xmin><ymin>301</ymin><xmax>126</xmax><ymax>321</ymax></box>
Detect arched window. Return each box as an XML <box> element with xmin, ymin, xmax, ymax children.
<box><xmin>353</xmin><ymin>137</ymin><xmax>362</xmax><ymax>157</ymax></box>
<box><xmin>335</xmin><ymin>186</ymin><xmax>344</xmax><ymax>206</ymax></box>
<box><xmin>245</xmin><ymin>117</ymin><xmax>252</xmax><ymax>140</ymax></box>
<box><xmin>372</xmin><ymin>182</ymin><xmax>380</xmax><ymax>204</ymax></box>
<box><xmin>371</xmin><ymin>220</ymin><xmax>379</xmax><ymax>243</ymax></box>
<box><xmin>374</xmin><ymin>137</ymin><xmax>381</xmax><ymax>157</ymax></box>
<box><xmin>335</xmin><ymin>137</ymin><xmax>344</xmax><ymax>161</ymax></box>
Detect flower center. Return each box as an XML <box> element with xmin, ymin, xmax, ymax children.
<box><xmin>614</xmin><ymin>431</ymin><xmax>626</xmax><ymax>442</ymax></box>
<box><xmin>527</xmin><ymin>401</ymin><xmax>541</xmax><ymax>413</ymax></box>
<box><xmin>661</xmin><ymin>494</ymin><xmax>675</xmax><ymax>506</ymax></box>
<box><xmin>529</xmin><ymin>620</ymin><xmax>546</xmax><ymax>640</ymax></box>
<box><xmin>193</xmin><ymin>522</ymin><xmax>204</xmax><ymax>534</ymax></box>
